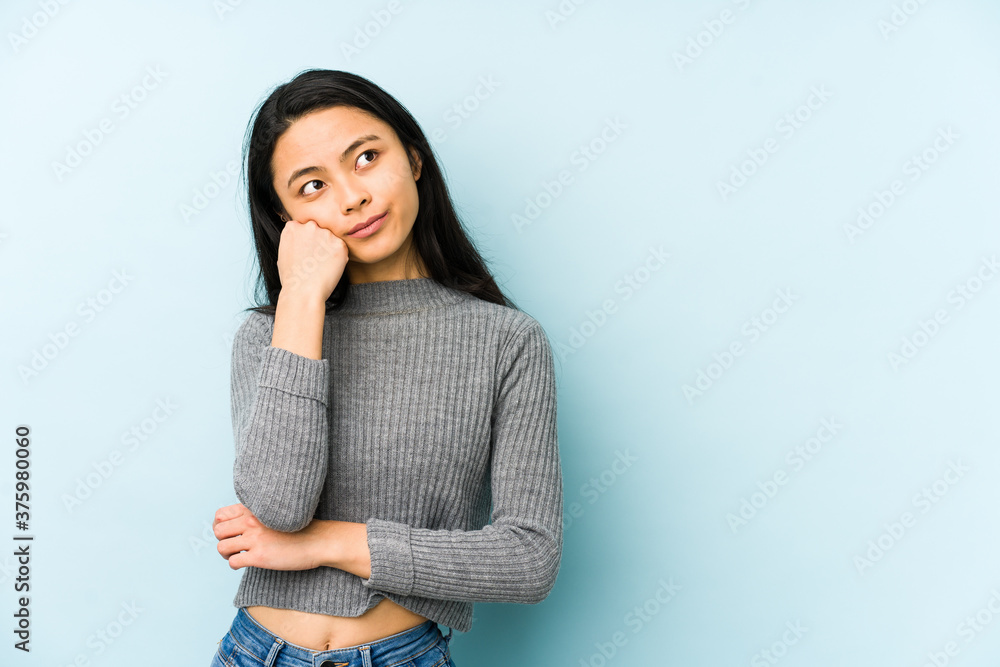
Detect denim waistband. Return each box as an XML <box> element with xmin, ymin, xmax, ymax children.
<box><xmin>227</xmin><ymin>607</ymin><xmax>449</xmax><ymax>667</ymax></box>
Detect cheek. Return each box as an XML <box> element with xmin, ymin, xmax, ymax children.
<box><xmin>394</xmin><ymin>172</ymin><xmax>419</xmax><ymax>211</ymax></box>
<box><xmin>383</xmin><ymin>162</ymin><xmax>418</xmax><ymax>200</ymax></box>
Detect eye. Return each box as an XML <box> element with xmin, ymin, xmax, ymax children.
<box><xmin>299</xmin><ymin>179</ymin><xmax>323</xmax><ymax>196</ymax></box>
<box><xmin>356</xmin><ymin>149</ymin><xmax>378</xmax><ymax>168</ymax></box>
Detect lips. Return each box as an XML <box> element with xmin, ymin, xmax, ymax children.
<box><xmin>348</xmin><ymin>211</ymin><xmax>387</xmax><ymax>235</ymax></box>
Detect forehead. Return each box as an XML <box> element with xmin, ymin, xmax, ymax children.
<box><xmin>272</xmin><ymin>106</ymin><xmax>391</xmax><ymax>170</ymax></box>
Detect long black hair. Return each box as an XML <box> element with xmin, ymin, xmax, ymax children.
<box><xmin>238</xmin><ymin>68</ymin><xmax>516</xmax><ymax>316</ymax></box>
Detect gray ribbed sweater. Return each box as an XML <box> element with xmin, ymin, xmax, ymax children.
<box><xmin>229</xmin><ymin>277</ymin><xmax>562</xmax><ymax>633</ymax></box>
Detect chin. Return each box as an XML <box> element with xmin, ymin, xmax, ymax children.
<box><xmin>351</xmin><ymin>239</ymin><xmax>404</xmax><ymax>263</ymax></box>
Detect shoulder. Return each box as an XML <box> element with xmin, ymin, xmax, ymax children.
<box><xmin>445</xmin><ymin>289</ymin><xmax>552</xmax><ymax>354</ymax></box>
<box><xmin>447</xmin><ymin>295</ymin><xmax>554</xmax><ymax>383</ymax></box>
<box><xmin>499</xmin><ymin>310</ymin><xmax>552</xmax><ymax>360</ymax></box>
<box><xmin>231</xmin><ymin>309</ymin><xmax>275</xmax><ymax>355</ymax></box>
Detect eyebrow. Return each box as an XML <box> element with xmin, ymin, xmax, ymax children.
<box><xmin>285</xmin><ymin>134</ymin><xmax>381</xmax><ymax>190</ymax></box>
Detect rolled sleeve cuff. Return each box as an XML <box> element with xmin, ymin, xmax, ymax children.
<box><xmin>257</xmin><ymin>345</ymin><xmax>329</xmax><ymax>403</ymax></box>
<box><xmin>362</xmin><ymin>518</ymin><xmax>414</xmax><ymax>596</ymax></box>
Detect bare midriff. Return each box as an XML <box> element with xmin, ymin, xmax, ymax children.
<box><xmin>245</xmin><ymin>598</ymin><xmax>429</xmax><ymax>651</ymax></box>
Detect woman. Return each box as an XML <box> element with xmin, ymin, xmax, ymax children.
<box><xmin>209</xmin><ymin>68</ymin><xmax>563</xmax><ymax>667</ymax></box>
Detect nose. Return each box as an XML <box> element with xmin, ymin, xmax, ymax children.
<box><xmin>340</xmin><ymin>180</ymin><xmax>370</xmax><ymax>215</ymax></box>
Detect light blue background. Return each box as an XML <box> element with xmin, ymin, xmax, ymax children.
<box><xmin>2</xmin><ymin>0</ymin><xmax>999</xmax><ymax>664</ymax></box>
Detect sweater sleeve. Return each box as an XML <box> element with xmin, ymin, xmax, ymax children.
<box><xmin>360</xmin><ymin>318</ymin><xmax>563</xmax><ymax>604</ymax></box>
<box><xmin>230</xmin><ymin>311</ymin><xmax>330</xmax><ymax>532</ymax></box>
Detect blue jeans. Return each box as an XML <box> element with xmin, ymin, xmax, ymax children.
<box><xmin>210</xmin><ymin>607</ymin><xmax>456</xmax><ymax>667</ymax></box>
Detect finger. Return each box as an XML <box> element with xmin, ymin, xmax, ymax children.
<box><xmin>228</xmin><ymin>551</ymin><xmax>248</xmax><ymax>570</ymax></box>
<box><xmin>226</xmin><ymin>542</ymin><xmax>257</xmax><ymax>570</ymax></box>
<box><xmin>213</xmin><ymin>519</ymin><xmax>245</xmax><ymax>541</ymax></box>
<box><xmin>214</xmin><ymin>504</ymin><xmax>246</xmax><ymax>524</ymax></box>
<box><xmin>217</xmin><ymin>535</ymin><xmax>249</xmax><ymax>560</ymax></box>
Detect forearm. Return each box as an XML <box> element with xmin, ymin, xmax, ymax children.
<box><xmin>311</xmin><ymin>520</ymin><xmax>372</xmax><ymax>579</ymax></box>
<box><xmin>271</xmin><ymin>289</ymin><xmax>327</xmax><ymax>359</ymax></box>
<box><xmin>230</xmin><ymin>309</ymin><xmax>331</xmax><ymax>533</ymax></box>
<box><xmin>361</xmin><ymin>518</ymin><xmax>561</xmax><ymax>603</ymax></box>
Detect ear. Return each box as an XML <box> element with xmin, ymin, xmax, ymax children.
<box><xmin>408</xmin><ymin>146</ymin><xmax>423</xmax><ymax>181</ymax></box>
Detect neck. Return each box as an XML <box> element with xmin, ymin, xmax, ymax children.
<box><xmin>336</xmin><ymin>277</ymin><xmax>462</xmax><ymax>315</ymax></box>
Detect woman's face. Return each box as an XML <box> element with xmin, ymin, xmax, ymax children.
<box><xmin>270</xmin><ymin>105</ymin><xmax>425</xmax><ymax>283</ymax></box>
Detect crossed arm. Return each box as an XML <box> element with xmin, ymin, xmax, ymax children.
<box><xmin>219</xmin><ymin>312</ymin><xmax>563</xmax><ymax>603</ymax></box>
<box><xmin>213</xmin><ymin>503</ymin><xmax>371</xmax><ymax>578</ymax></box>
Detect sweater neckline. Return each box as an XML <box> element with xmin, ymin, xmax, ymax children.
<box><xmin>335</xmin><ymin>277</ymin><xmax>462</xmax><ymax>315</ymax></box>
